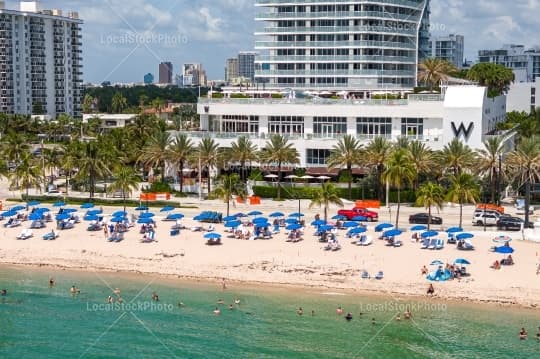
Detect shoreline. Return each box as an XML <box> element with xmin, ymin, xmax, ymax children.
<box><xmin>2</xmin><ymin>261</ymin><xmax>538</xmax><ymax>311</ymax></box>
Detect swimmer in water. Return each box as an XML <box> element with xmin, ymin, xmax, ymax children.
<box><xmin>70</xmin><ymin>285</ymin><xmax>80</xmax><ymax>295</ymax></box>
<box><xmin>151</xmin><ymin>292</ymin><xmax>159</xmax><ymax>301</ymax></box>
<box><xmin>113</xmin><ymin>288</ymin><xmax>121</xmax><ymax>296</ymax></box>
<box><xmin>345</xmin><ymin>313</ymin><xmax>353</xmax><ymax>321</ymax></box>
<box><xmin>336</xmin><ymin>306</ymin><xmax>344</xmax><ymax>315</ymax></box>
<box><xmin>229</xmin><ymin>304</ymin><xmax>234</xmax><ymax>310</ymax></box>
<box><xmin>371</xmin><ymin>318</ymin><xmax>376</xmax><ymax>325</ymax></box>
<box><xmin>49</xmin><ymin>277</ymin><xmax>55</xmax><ymax>287</ymax></box>
<box><xmin>1</xmin><ymin>289</ymin><xmax>6</xmax><ymax>296</ymax></box>
<box><xmin>404</xmin><ymin>308</ymin><xmax>412</xmax><ymax>319</ymax></box>
<box><xmin>234</xmin><ymin>298</ymin><xmax>240</xmax><ymax>305</ymax></box>
<box><xmin>297</xmin><ymin>307</ymin><xmax>304</xmax><ymax>316</ymax></box>
<box><xmin>117</xmin><ymin>297</ymin><xmax>124</xmax><ymax>304</ymax></box>
<box><xmin>536</xmin><ymin>327</ymin><xmax>540</xmax><ymax>341</ymax></box>
<box><xmin>178</xmin><ymin>302</ymin><xmax>185</xmax><ymax>307</ymax></box>
<box><xmin>311</xmin><ymin>310</ymin><xmax>315</xmax><ymax>316</ymax></box>
<box><xmin>107</xmin><ymin>295</ymin><xmax>114</xmax><ymax>304</ymax></box>
<box><xmin>519</xmin><ymin>327</ymin><xmax>528</xmax><ymax>340</ymax></box>
<box><xmin>217</xmin><ymin>299</ymin><xmax>224</xmax><ymax>304</ymax></box>
<box><xmin>213</xmin><ymin>307</ymin><xmax>221</xmax><ymax>315</ymax></box>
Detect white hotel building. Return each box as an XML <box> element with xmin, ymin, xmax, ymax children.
<box><xmin>0</xmin><ymin>1</ymin><xmax>83</xmax><ymax>118</ymax></box>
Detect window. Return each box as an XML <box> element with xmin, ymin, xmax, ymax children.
<box><xmin>269</xmin><ymin>116</ymin><xmax>304</xmax><ymax>135</ymax></box>
<box><xmin>221</xmin><ymin>115</ymin><xmax>259</xmax><ymax>133</ymax></box>
<box><xmin>314</xmin><ymin>117</ymin><xmax>346</xmax><ymax>137</ymax></box>
<box><xmin>356</xmin><ymin>117</ymin><xmax>392</xmax><ymax>137</ymax></box>
<box><xmin>307</xmin><ymin>149</ymin><xmax>330</xmax><ymax>165</ymax></box>
<box><xmin>401</xmin><ymin>118</ymin><xmax>424</xmax><ymax>138</ymax></box>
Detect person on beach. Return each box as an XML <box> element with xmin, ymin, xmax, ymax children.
<box><xmin>297</xmin><ymin>307</ymin><xmax>304</xmax><ymax>316</ymax></box>
<box><xmin>151</xmin><ymin>292</ymin><xmax>159</xmax><ymax>301</ymax></box>
<box><xmin>213</xmin><ymin>307</ymin><xmax>221</xmax><ymax>315</ymax></box>
<box><xmin>49</xmin><ymin>277</ymin><xmax>55</xmax><ymax>287</ymax></box>
<box><xmin>396</xmin><ymin>314</ymin><xmax>401</xmax><ymax>321</ymax></box>
<box><xmin>519</xmin><ymin>327</ymin><xmax>528</xmax><ymax>340</ymax></box>
<box><xmin>1</xmin><ymin>289</ymin><xmax>6</xmax><ymax>296</ymax></box>
<box><xmin>103</xmin><ymin>225</ymin><xmax>108</xmax><ymax>238</ymax></box>
<box><xmin>404</xmin><ymin>308</ymin><xmax>412</xmax><ymax>319</ymax></box>
<box><xmin>222</xmin><ymin>278</ymin><xmax>227</xmax><ymax>290</ymax></box>
<box><xmin>421</xmin><ymin>266</ymin><xmax>428</xmax><ymax>275</ymax></box>
<box><xmin>70</xmin><ymin>285</ymin><xmax>80</xmax><ymax>295</ymax></box>
<box><xmin>491</xmin><ymin>260</ymin><xmax>501</xmax><ymax>270</ymax></box>
<box><xmin>345</xmin><ymin>313</ymin><xmax>353</xmax><ymax>321</ymax></box>
<box><xmin>427</xmin><ymin>284</ymin><xmax>435</xmax><ymax>296</ymax></box>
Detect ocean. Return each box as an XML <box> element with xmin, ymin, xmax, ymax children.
<box><xmin>0</xmin><ymin>265</ymin><xmax>538</xmax><ymax>359</ymax></box>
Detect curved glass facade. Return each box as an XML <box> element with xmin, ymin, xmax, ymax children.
<box><xmin>254</xmin><ymin>0</ymin><xmax>430</xmax><ymax>91</ymax></box>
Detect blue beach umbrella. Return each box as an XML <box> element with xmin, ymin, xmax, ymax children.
<box><xmin>86</xmin><ymin>209</ymin><xmax>102</xmax><ymax>216</ymax></box>
<box><xmin>332</xmin><ymin>215</ymin><xmax>347</xmax><ymax>220</ymax></box>
<box><xmin>285</xmin><ymin>218</ymin><xmax>298</xmax><ymax>224</ymax></box>
<box><xmin>204</xmin><ymin>232</ymin><xmax>222</xmax><ymax>240</ymax></box>
<box><xmin>446</xmin><ymin>227</ymin><xmax>463</xmax><ymax>233</ymax></box>
<box><xmin>349</xmin><ymin>227</ymin><xmax>367</xmax><ymax>235</ymax></box>
<box><xmin>35</xmin><ymin>207</ymin><xmax>50</xmax><ymax>213</ymax></box>
<box><xmin>248</xmin><ymin>210</ymin><xmax>263</xmax><ymax>216</ymax></box>
<box><xmin>27</xmin><ymin>200</ymin><xmax>41</xmax><ymax>207</ymax></box>
<box><xmin>288</xmin><ymin>212</ymin><xmax>304</xmax><ymax>218</ymax></box>
<box><xmin>63</xmin><ymin>208</ymin><xmax>77</xmax><ymax>214</ymax></box>
<box><xmin>456</xmin><ymin>233</ymin><xmax>474</xmax><ymax>240</ymax></box>
<box><xmin>167</xmin><ymin>213</ymin><xmax>184</xmax><ymax>220</ymax></box>
<box><xmin>84</xmin><ymin>214</ymin><xmax>99</xmax><ymax>221</ymax></box>
<box><xmin>253</xmin><ymin>217</ymin><xmax>269</xmax><ymax>223</ymax></box>
<box><xmin>137</xmin><ymin>217</ymin><xmax>153</xmax><ymax>224</ymax></box>
<box><xmin>375</xmin><ymin>223</ymin><xmax>393</xmax><ymax>232</ymax></box>
<box><xmin>351</xmin><ymin>216</ymin><xmax>368</xmax><ymax>222</ymax></box>
<box><xmin>311</xmin><ymin>220</ymin><xmax>326</xmax><ymax>226</ymax></box>
<box><xmin>421</xmin><ymin>230</ymin><xmax>439</xmax><ymax>238</ymax></box>
<box><xmin>29</xmin><ymin>213</ymin><xmax>43</xmax><ymax>221</ymax></box>
<box><xmin>454</xmin><ymin>258</ymin><xmax>471</xmax><ymax>265</ymax></box>
<box><xmin>383</xmin><ymin>229</ymin><xmax>402</xmax><ymax>237</ymax></box>
<box><xmin>135</xmin><ymin>206</ymin><xmax>149</xmax><ymax>211</ymax></box>
<box><xmin>430</xmin><ymin>260</ymin><xmax>444</xmax><ymax>266</ymax></box>
<box><xmin>139</xmin><ymin>212</ymin><xmax>155</xmax><ymax>218</ymax></box>
<box><xmin>223</xmin><ymin>215</ymin><xmax>238</xmax><ymax>222</ymax></box>
<box><xmin>1</xmin><ymin>210</ymin><xmax>17</xmax><ymax>217</ymax></box>
<box><xmin>411</xmin><ymin>225</ymin><xmax>427</xmax><ymax>231</ymax></box>
<box><xmin>224</xmin><ymin>220</ymin><xmax>241</xmax><ymax>228</ymax></box>
<box><xmin>160</xmin><ymin>206</ymin><xmax>175</xmax><ymax>212</ymax></box>
<box><xmin>286</xmin><ymin>223</ymin><xmax>303</xmax><ymax>231</ymax></box>
<box><xmin>254</xmin><ymin>222</ymin><xmax>270</xmax><ymax>229</ymax></box>
<box><xmin>343</xmin><ymin>221</ymin><xmax>359</xmax><ymax>228</ymax></box>
<box><xmin>318</xmin><ymin>224</ymin><xmax>334</xmax><ymax>232</ymax></box>
<box><xmin>494</xmin><ymin>246</ymin><xmax>514</xmax><ymax>254</ymax></box>
<box><xmin>112</xmin><ymin>211</ymin><xmax>127</xmax><ymax>217</ymax></box>
<box><xmin>80</xmin><ymin>202</ymin><xmax>94</xmax><ymax>209</ymax></box>
<box><xmin>53</xmin><ymin>201</ymin><xmax>65</xmax><ymax>207</ymax></box>
<box><xmin>56</xmin><ymin>213</ymin><xmax>70</xmax><ymax>221</ymax></box>
<box><xmin>269</xmin><ymin>212</ymin><xmax>284</xmax><ymax>218</ymax></box>
<box><xmin>235</xmin><ymin>213</ymin><xmax>247</xmax><ymax>218</ymax></box>
<box><xmin>11</xmin><ymin>205</ymin><xmax>25</xmax><ymax>212</ymax></box>
<box><xmin>111</xmin><ymin>217</ymin><xmax>126</xmax><ymax>223</ymax></box>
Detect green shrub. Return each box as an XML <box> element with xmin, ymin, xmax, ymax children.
<box><xmin>143</xmin><ymin>182</ymin><xmax>172</xmax><ymax>193</ymax></box>
<box><xmin>211</xmin><ymin>93</ymin><xmax>224</xmax><ymax>98</ymax></box>
<box><xmin>16</xmin><ymin>195</ymin><xmax>197</xmax><ymax>209</ymax></box>
<box><xmin>230</xmin><ymin>93</ymin><xmax>250</xmax><ymax>99</ymax></box>
<box><xmin>270</xmin><ymin>93</ymin><xmax>283</xmax><ymax>99</ymax></box>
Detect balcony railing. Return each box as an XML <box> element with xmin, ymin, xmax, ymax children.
<box><xmin>256</xmin><ymin>11</ymin><xmax>421</xmax><ymax>22</ymax></box>
<box><xmin>255</xmin><ymin>40</ymin><xmax>416</xmax><ymax>49</ymax></box>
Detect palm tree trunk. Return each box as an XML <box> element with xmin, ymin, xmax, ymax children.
<box><xmin>277</xmin><ymin>161</ymin><xmax>282</xmax><ymax>200</ymax></box>
<box><xmin>161</xmin><ymin>163</ymin><xmax>165</xmax><ymax>183</ymax></box>
<box><xmin>427</xmin><ymin>205</ymin><xmax>432</xmax><ymax>231</ymax></box>
<box><xmin>347</xmin><ymin>164</ymin><xmax>352</xmax><ymax>200</ymax></box>
<box><xmin>395</xmin><ymin>187</ymin><xmax>401</xmax><ymax>228</ymax></box>
<box><xmin>324</xmin><ymin>205</ymin><xmax>328</xmax><ymax>223</ymax></box>
<box><xmin>179</xmin><ymin>161</ymin><xmax>184</xmax><ymax>193</ymax></box>
<box><xmin>207</xmin><ymin>167</ymin><xmax>211</xmax><ymax>195</ymax></box>
<box><xmin>226</xmin><ymin>198</ymin><xmax>230</xmax><ymax>217</ymax></box>
<box><xmin>122</xmin><ymin>189</ymin><xmax>126</xmax><ymax>213</ymax></box>
<box><xmin>490</xmin><ymin>167</ymin><xmax>496</xmax><ymax>203</ymax></box>
<box><xmin>459</xmin><ymin>202</ymin><xmax>463</xmax><ymax>229</ymax></box>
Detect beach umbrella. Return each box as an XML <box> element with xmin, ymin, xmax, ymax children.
<box><xmin>112</xmin><ymin>211</ymin><xmax>127</xmax><ymax>217</ymax></box>
<box><xmin>343</xmin><ymin>221</ymin><xmax>358</xmax><ymax>228</ymax></box>
<box><xmin>264</xmin><ymin>174</ymin><xmax>278</xmax><ymax>179</ymax></box>
<box><xmin>63</xmin><ymin>208</ymin><xmax>77</xmax><ymax>214</ymax></box>
<box><xmin>84</xmin><ymin>214</ymin><xmax>99</xmax><ymax>222</ymax></box>
<box><xmin>254</xmin><ymin>222</ymin><xmax>270</xmax><ymax>229</ymax></box>
<box><xmin>56</xmin><ymin>213</ymin><xmax>70</xmax><ymax>221</ymax></box>
<box><xmin>352</xmin><ymin>216</ymin><xmax>368</xmax><ymax>222</ymax></box>
<box><xmin>285</xmin><ymin>218</ymin><xmax>298</xmax><ymax>224</ymax></box>
<box><xmin>430</xmin><ymin>260</ymin><xmax>444</xmax><ymax>266</ymax></box>
<box><xmin>454</xmin><ymin>258</ymin><xmax>471</xmax><ymax>265</ymax></box>
<box><xmin>253</xmin><ymin>217</ymin><xmax>269</xmax><ymax>223</ymax></box>
<box><xmin>29</xmin><ymin>213</ymin><xmax>43</xmax><ymax>221</ymax></box>
<box><xmin>35</xmin><ymin>207</ymin><xmax>50</xmax><ymax>213</ymax></box>
<box><xmin>446</xmin><ymin>227</ymin><xmax>463</xmax><ymax>233</ymax></box>
<box><xmin>421</xmin><ymin>230</ymin><xmax>439</xmax><ymax>238</ymax></box>
<box><xmin>456</xmin><ymin>233</ymin><xmax>474</xmax><ymax>240</ymax></box>
<box><xmin>110</xmin><ymin>217</ymin><xmax>126</xmax><ymax>223</ymax></box>
<box><xmin>135</xmin><ymin>206</ymin><xmax>149</xmax><ymax>211</ymax></box>
<box><xmin>1</xmin><ymin>210</ymin><xmax>17</xmax><ymax>217</ymax></box>
<box><xmin>53</xmin><ymin>201</ymin><xmax>65</xmax><ymax>207</ymax></box>
<box><xmin>160</xmin><ymin>206</ymin><xmax>175</xmax><ymax>212</ymax></box>
<box><xmin>27</xmin><ymin>200</ymin><xmax>41</xmax><ymax>207</ymax></box>
<box><xmin>139</xmin><ymin>212</ymin><xmax>155</xmax><ymax>218</ymax></box>
<box><xmin>375</xmin><ymin>223</ymin><xmax>393</xmax><ymax>232</ymax></box>
<box><xmin>383</xmin><ymin>229</ymin><xmax>402</xmax><ymax>237</ymax></box>
<box><xmin>288</xmin><ymin>212</ymin><xmax>304</xmax><ymax>218</ymax></box>
<box><xmin>167</xmin><ymin>213</ymin><xmax>184</xmax><ymax>220</ymax></box>
<box><xmin>204</xmin><ymin>232</ymin><xmax>222</xmax><ymax>239</ymax></box>
<box><xmin>494</xmin><ymin>246</ymin><xmax>514</xmax><ymax>254</ymax></box>
<box><xmin>319</xmin><ymin>224</ymin><xmax>334</xmax><ymax>232</ymax></box>
<box><xmin>223</xmin><ymin>215</ymin><xmax>238</xmax><ymax>222</ymax></box>
<box><xmin>311</xmin><ymin>220</ymin><xmax>326</xmax><ymax>226</ymax></box>
<box><xmin>224</xmin><ymin>220</ymin><xmax>241</xmax><ymax>228</ymax></box>
<box><xmin>348</xmin><ymin>227</ymin><xmax>367</xmax><ymax>235</ymax></box>
<box><xmin>193</xmin><ymin>215</ymin><xmax>204</xmax><ymax>221</ymax></box>
<box><xmin>80</xmin><ymin>202</ymin><xmax>94</xmax><ymax>209</ymax></box>
<box><xmin>411</xmin><ymin>225</ymin><xmax>427</xmax><ymax>231</ymax></box>
<box><xmin>11</xmin><ymin>205</ymin><xmax>25</xmax><ymax>212</ymax></box>
<box><xmin>248</xmin><ymin>210</ymin><xmax>263</xmax><ymax>216</ymax></box>
<box><xmin>86</xmin><ymin>209</ymin><xmax>102</xmax><ymax>216</ymax></box>
<box><xmin>137</xmin><ymin>217</ymin><xmax>153</xmax><ymax>224</ymax></box>
<box><xmin>493</xmin><ymin>235</ymin><xmax>512</xmax><ymax>243</ymax></box>
<box><xmin>269</xmin><ymin>212</ymin><xmax>284</xmax><ymax>218</ymax></box>
<box><xmin>332</xmin><ymin>215</ymin><xmax>347</xmax><ymax>220</ymax></box>
<box><xmin>286</xmin><ymin>223</ymin><xmax>303</xmax><ymax>231</ymax></box>
<box><xmin>235</xmin><ymin>213</ymin><xmax>247</xmax><ymax>218</ymax></box>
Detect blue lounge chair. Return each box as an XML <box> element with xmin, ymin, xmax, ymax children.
<box><xmin>420</xmin><ymin>238</ymin><xmax>430</xmax><ymax>249</ymax></box>
<box><xmin>361</xmin><ymin>270</ymin><xmax>370</xmax><ymax>279</ymax></box>
<box><xmin>435</xmin><ymin>239</ymin><xmax>444</xmax><ymax>250</ymax></box>
<box><xmin>375</xmin><ymin>271</ymin><xmax>384</xmax><ymax>280</ymax></box>
<box><xmin>428</xmin><ymin>239</ymin><xmax>437</xmax><ymax>250</ymax></box>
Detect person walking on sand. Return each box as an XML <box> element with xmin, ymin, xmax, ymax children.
<box><xmin>103</xmin><ymin>225</ymin><xmax>108</xmax><ymax>239</ymax></box>
<box><xmin>427</xmin><ymin>284</ymin><xmax>435</xmax><ymax>296</ymax></box>
<box><xmin>221</xmin><ymin>278</ymin><xmax>227</xmax><ymax>290</ymax></box>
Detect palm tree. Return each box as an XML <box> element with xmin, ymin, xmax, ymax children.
<box><xmin>59</xmin><ymin>142</ymin><xmax>80</xmax><ymax>197</ymax></box>
<box><xmin>111</xmin><ymin>92</ymin><xmax>128</xmax><ymax>113</ymax></box>
<box><xmin>438</xmin><ymin>138</ymin><xmax>476</xmax><ymax>176</ymax></box>
<box><xmin>477</xmin><ymin>136</ymin><xmax>506</xmax><ymax>203</ymax></box>
<box><xmin>363</xmin><ymin>137</ymin><xmax>392</xmax><ymax>201</ymax></box>
<box><xmin>505</xmin><ymin>135</ymin><xmax>540</xmax><ymax>225</ymax></box>
<box><xmin>1</xmin><ymin>131</ymin><xmax>29</xmax><ymax>163</ymax></box>
<box><xmin>418</xmin><ymin>58</ymin><xmax>457</xmax><ymax>91</ymax></box>
<box><xmin>10</xmin><ymin>151</ymin><xmax>41</xmax><ymax>200</ymax></box>
<box><xmin>195</xmin><ymin>137</ymin><xmax>221</xmax><ymax>195</ymax></box>
<box><xmin>445</xmin><ymin>173</ymin><xmax>480</xmax><ymax>228</ymax></box>
<box><xmin>259</xmin><ymin>134</ymin><xmax>300</xmax><ymax>200</ymax></box>
<box><xmin>107</xmin><ymin>167</ymin><xmax>140</xmax><ymax>212</ymax></box>
<box><xmin>212</xmin><ymin>173</ymin><xmax>246</xmax><ymax>216</ymax></box>
<box><xmin>415</xmin><ymin>182</ymin><xmax>445</xmax><ymax>230</ymax></box>
<box><xmin>42</xmin><ymin>147</ymin><xmax>62</xmax><ymax>189</ymax></box>
<box><xmin>407</xmin><ymin>140</ymin><xmax>435</xmax><ymax>190</ymax></box>
<box><xmin>168</xmin><ymin>134</ymin><xmax>194</xmax><ymax>193</ymax></box>
<box><xmin>229</xmin><ymin>136</ymin><xmax>258</xmax><ymax>182</ymax></box>
<box><xmin>326</xmin><ymin>134</ymin><xmax>361</xmax><ymax>200</ymax></box>
<box><xmin>138</xmin><ymin>130</ymin><xmax>171</xmax><ymax>183</ymax></box>
<box><xmin>382</xmin><ymin>149</ymin><xmax>415</xmax><ymax>228</ymax></box>
<box><xmin>309</xmin><ymin>182</ymin><xmax>344</xmax><ymax>223</ymax></box>
<box><xmin>76</xmin><ymin>141</ymin><xmax>111</xmax><ymax>199</ymax></box>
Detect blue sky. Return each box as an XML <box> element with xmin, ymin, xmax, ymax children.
<box><xmin>10</xmin><ymin>0</ymin><xmax>540</xmax><ymax>83</ymax></box>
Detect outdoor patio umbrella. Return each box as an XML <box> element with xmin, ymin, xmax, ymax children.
<box><xmin>446</xmin><ymin>227</ymin><xmax>463</xmax><ymax>233</ymax></box>
<box><xmin>27</xmin><ymin>200</ymin><xmax>41</xmax><ymax>207</ymax></box>
<box><xmin>375</xmin><ymin>223</ymin><xmax>393</xmax><ymax>232</ymax></box>
<box><xmin>383</xmin><ymin>229</ymin><xmax>402</xmax><ymax>237</ymax></box>
<box><xmin>351</xmin><ymin>216</ymin><xmax>368</xmax><ymax>222</ymax></box>
<box><xmin>269</xmin><ymin>212</ymin><xmax>284</xmax><ymax>218</ymax></box>
<box><xmin>160</xmin><ymin>206</ymin><xmax>175</xmax><ymax>212</ymax></box>
<box><xmin>80</xmin><ymin>202</ymin><xmax>94</xmax><ymax>209</ymax></box>
<box><xmin>411</xmin><ymin>225</ymin><xmax>427</xmax><ymax>231</ymax></box>
<box><xmin>53</xmin><ymin>201</ymin><xmax>65</xmax><ymax>207</ymax></box>
<box><xmin>421</xmin><ymin>230</ymin><xmax>439</xmax><ymax>238</ymax></box>
<box><xmin>224</xmin><ymin>220</ymin><xmax>241</xmax><ymax>228</ymax></box>
<box><xmin>112</xmin><ymin>211</ymin><xmax>127</xmax><ymax>217</ymax></box>
<box><xmin>204</xmin><ymin>232</ymin><xmax>222</xmax><ymax>240</ymax></box>
<box><xmin>454</xmin><ymin>258</ymin><xmax>471</xmax><ymax>265</ymax></box>
<box><xmin>456</xmin><ymin>233</ymin><xmax>474</xmax><ymax>240</ymax></box>
<box><xmin>286</xmin><ymin>224</ymin><xmax>303</xmax><ymax>231</ymax></box>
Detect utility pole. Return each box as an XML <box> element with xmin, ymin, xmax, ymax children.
<box><xmin>198</xmin><ymin>155</ymin><xmax>202</xmax><ymax>201</ymax></box>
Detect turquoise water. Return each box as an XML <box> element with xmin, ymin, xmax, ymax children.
<box><xmin>0</xmin><ymin>266</ymin><xmax>539</xmax><ymax>359</ymax></box>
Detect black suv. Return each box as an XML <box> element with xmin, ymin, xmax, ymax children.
<box><xmin>409</xmin><ymin>213</ymin><xmax>443</xmax><ymax>225</ymax></box>
<box><xmin>496</xmin><ymin>217</ymin><xmax>533</xmax><ymax>231</ymax></box>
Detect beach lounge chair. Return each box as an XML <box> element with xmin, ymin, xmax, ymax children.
<box><xmin>16</xmin><ymin>228</ymin><xmax>33</xmax><ymax>240</ymax></box>
<box><xmin>42</xmin><ymin>231</ymin><xmax>59</xmax><ymax>240</ymax></box>
<box><xmin>393</xmin><ymin>240</ymin><xmax>403</xmax><ymax>247</ymax></box>
<box><xmin>141</xmin><ymin>231</ymin><xmax>156</xmax><ymax>243</ymax></box>
<box><xmin>375</xmin><ymin>271</ymin><xmax>384</xmax><ymax>280</ymax></box>
<box><xmin>420</xmin><ymin>238</ymin><xmax>430</xmax><ymax>249</ymax></box>
<box><xmin>435</xmin><ymin>239</ymin><xmax>444</xmax><ymax>250</ymax></box>
<box><xmin>30</xmin><ymin>220</ymin><xmax>45</xmax><ymax>229</ymax></box>
<box><xmin>4</xmin><ymin>218</ymin><xmax>21</xmax><ymax>228</ymax></box>
<box><xmin>331</xmin><ymin>241</ymin><xmax>341</xmax><ymax>251</ymax></box>
<box><xmin>361</xmin><ymin>236</ymin><xmax>373</xmax><ymax>246</ymax></box>
<box><xmin>170</xmin><ymin>228</ymin><xmax>180</xmax><ymax>236</ymax></box>
<box><xmin>428</xmin><ymin>239</ymin><xmax>437</xmax><ymax>250</ymax></box>
<box><xmin>361</xmin><ymin>270</ymin><xmax>370</xmax><ymax>279</ymax></box>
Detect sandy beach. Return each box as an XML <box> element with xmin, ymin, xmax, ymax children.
<box><xmin>1</xmin><ymin>188</ymin><xmax>540</xmax><ymax>308</ymax></box>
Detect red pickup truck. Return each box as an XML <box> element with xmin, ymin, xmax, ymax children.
<box><xmin>337</xmin><ymin>207</ymin><xmax>379</xmax><ymax>221</ymax></box>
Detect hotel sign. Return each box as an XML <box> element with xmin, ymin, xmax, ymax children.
<box><xmin>451</xmin><ymin>122</ymin><xmax>474</xmax><ymax>140</ymax></box>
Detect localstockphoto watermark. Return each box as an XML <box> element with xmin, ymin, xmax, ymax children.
<box><xmin>360</xmin><ymin>301</ymin><xmax>448</xmax><ymax>313</ymax></box>
<box><xmin>87</xmin><ymin>301</ymin><xmax>174</xmax><ymax>313</ymax></box>
<box><xmin>100</xmin><ymin>32</ymin><xmax>188</xmax><ymax>46</ymax></box>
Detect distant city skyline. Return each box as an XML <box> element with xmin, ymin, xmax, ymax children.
<box><xmin>10</xmin><ymin>0</ymin><xmax>539</xmax><ymax>83</ymax></box>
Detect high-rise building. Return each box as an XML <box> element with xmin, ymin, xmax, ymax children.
<box><xmin>0</xmin><ymin>1</ymin><xmax>83</xmax><ymax>117</ymax></box>
<box><xmin>431</xmin><ymin>34</ymin><xmax>464</xmax><ymax>68</ymax></box>
<box><xmin>225</xmin><ymin>57</ymin><xmax>239</xmax><ymax>83</ymax></box>
<box><xmin>238</xmin><ymin>51</ymin><xmax>257</xmax><ymax>81</ymax></box>
<box><xmin>478</xmin><ymin>45</ymin><xmax>540</xmax><ymax>83</ymax></box>
<box><xmin>158</xmin><ymin>62</ymin><xmax>173</xmax><ymax>84</ymax></box>
<box><xmin>143</xmin><ymin>73</ymin><xmax>154</xmax><ymax>85</ymax></box>
<box><xmin>182</xmin><ymin>63</ymin><xmax>206</xmax><ymax>87</ymax></box>
<box><xmin>253</xmin><ymin>0</ymin><xmax>431</xmax><ymax>91</ymax></box>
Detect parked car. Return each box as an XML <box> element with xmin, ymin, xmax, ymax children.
<box><xmin>408</xmin><ymin>213</ymin><xmax>443</xmax><ymax>225</ymax></box>
<box><xmin>496</xmin><ymin>217</ymin><xmax>534</xmax><ymax>231</ymax></box>
<box><xmin>337</xmin><ymin>207</ymin><xmax>378</xmax><ymax>221</ymax></box>
<box><xmin>472</xmin><ymin>212</ymin><xmax>499</xmax><ymax>226</ymax></box>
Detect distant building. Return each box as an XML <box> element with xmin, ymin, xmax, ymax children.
<box><xmin>159</xmin><ymin>62</ymin><xmax>173</xmax><ymax>84</ymax></box>
<box><xmin>238</xmin><ymin>52</ymin><xmax>257</xmax><ymax>81</ymax></box>
<box><xmin>143</xmin><ymin>73</ymin><xmax>154</xmax><ymax>85</ymax></box>
<box><xmin>82</xmin><ymin>113</ymin><xmax>137</xmax><ymax>131</ymax></box>
<box><xmin>182</xmin><ymin>63</ymin><xmax>206</xmax><ymax>87</ymax></box>
<box><xmin>478</xmin><ymin>45</ymin><xmax>540</xmax><ymax>83</ymax></box>
<box><xmin>225</xmin><ymin>58</ymin><xmax>239</xmax><ymax>84</ymax></box>
<box><xmin>0</xmin><ymin>1</ymin><xmax>83</xmax><ymax>117</ymax></box>
<box><xmin>506</xmin><ymin>77</ymin><xmax>539</xmax><ymax>113</ymax></box>
<box><xmin>431</xmin><ymin>34</ymin><xmax>464</xmax><ymax>69</ymax></box>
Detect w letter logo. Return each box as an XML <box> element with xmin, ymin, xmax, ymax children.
<box><xmin>451</xmin><ymin>122</ymin><xmax>474</xmax><ymax>140</ymax></box>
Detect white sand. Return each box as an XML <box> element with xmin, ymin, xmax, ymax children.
<box><xmin>1</xmin><ymin>197</ymin><xmax>539</xmax><ymax>307</ymax></box>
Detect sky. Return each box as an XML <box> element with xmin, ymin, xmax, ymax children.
<box><xmin>8</xmin><ymin>0</ymin><xmax>540</xmax><ymax>83</ymax></box>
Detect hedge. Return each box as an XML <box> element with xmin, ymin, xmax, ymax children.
<box><xmin>10</xmin><ymin>195</ymin><xmax>198</xmax><ymax>209</ymax></box>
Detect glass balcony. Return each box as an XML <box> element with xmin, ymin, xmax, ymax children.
<box><xmin>256</xmin><ymin>69</ymin><xmax>414</xmax><ymax>77</ymax></box>
<box><xmin>258</xmin><ymin>25</ymin><xmax>417</xmax><ymax>36</ymax></box>
<box><xmin>256</xmin><ymin>11</ymin><xmax>421</xmax><ymax>22</ymax></box>
<box><xmin>255</xmin><ymin>40</ymin><xmax>416</xmax><ymax>49</ymax></box>
<box><xmin>254</xmin><ymin>0</ymin><xmax>423</xmax><ymax>9</ymax></box>
<box><xmin>256</xmin><ymin>55</ymin><xmax>416</xmax><ymax>63</ymax></box>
